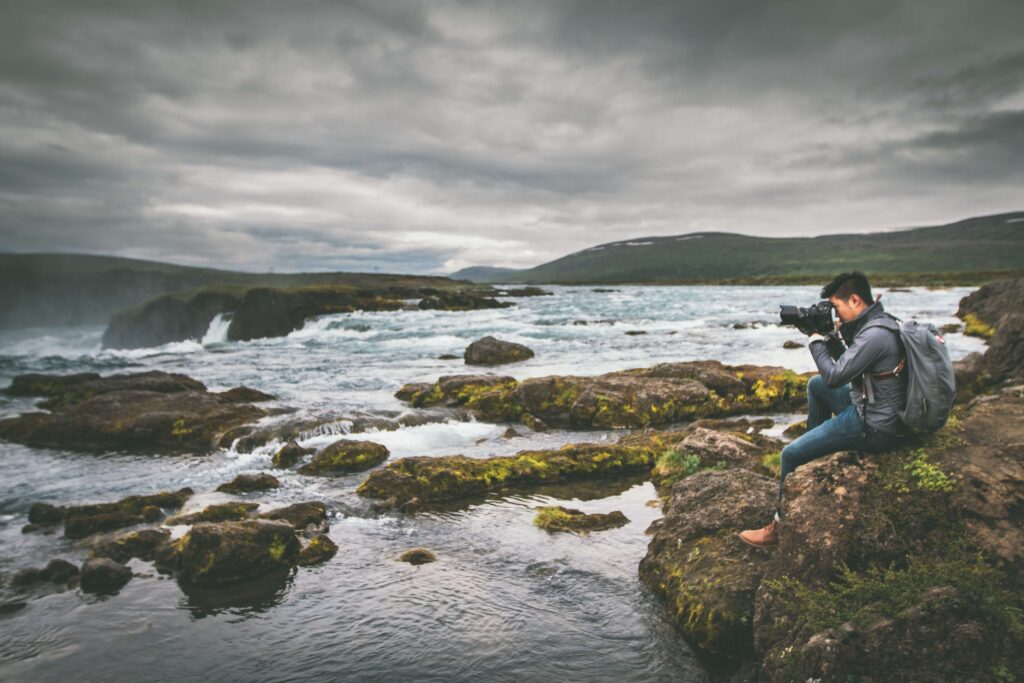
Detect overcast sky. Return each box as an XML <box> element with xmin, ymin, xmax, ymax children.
<box><xmin>1</xmin><ymin>1</ymin><xmax>1022</xmax><ymax>274</ymax></box>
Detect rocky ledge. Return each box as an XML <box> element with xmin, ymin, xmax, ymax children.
<box><xmin>640</xmin><ymin>279</ymin><xmax>1024</xmax><ymax>681</ymax></box>
<box><xmin>0</xmin><ymin>370</ymin><xmax>273</xmax><ymax>454</ymax></box>
<box><xmin>395</xmin><ymin>360</ymin><xmax>811</xmax><ymax>430</ymax></box>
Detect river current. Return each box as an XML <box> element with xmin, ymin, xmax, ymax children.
<box><xmin>0</xmin><ymin>285</ymin><xmax>984</xmax><ymax>682</ymax></box>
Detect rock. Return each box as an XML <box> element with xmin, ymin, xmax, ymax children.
<box><xmin>463</xmin><ymin>335</ymin><xmax>535</xmax><ymax>366</ymax></box>
<box><xmin>399</xmin><ymin>548</ymin><xmax>436</xmax><ymax>565</ymax></box>
<box><xmin>887</xmin><ymin>287</ymin><xmax>913</xmax><ymax>293</ymax></box>
<box><xmin>298</xmin><ymin>535</ymin><xmax>338</xmax><ymax>566</ymax></box>
<box><xmin>272</xmin><ymin>440</ymin><xmax>314</xmax><ymax>468</ymax></box>
<box><xmin>957</xmin><ymin>277</ymin><xmax>1024</xmax><ymax>330</ymax></box>
<box><xmin>167</xmin><ymin>502</ymin><xmax>260</xmax><ymax>525</ymax></box>
<box><xmin>939</xmin><ymin>323</ymin><xmax>962</xmax><ymax>334</ymax></box>
<box><xmin>91</xmin><ymin>529</ymin><xmax>171</xmax><ymax>564</ymax></box>
<box><xmin>10</xmin><ymin>568</ymin><xmax>44</xmax><ymax>587</ymax></box>
<box><xmin>782</xmin><ymin>420</ymin><xmax>808</xmax><ymax>439</ymax></box>
<box><xmin>782</xmin><ymin>340</ymin><xmax>804</xmax><ymax>349</ymax></box>
<box><xmin>495</xmin><ymin>287</ymin><xmax>552</xmax><ymax>297</ymax></box>
<box><xmin>28</xmin><ymin>502</ymin><xmax>65</xmax><ymax>524</ymax></box>
<box><xmin>216</xmin><ymin>473</ymin><xmax>281</xmax><ymax>493</ymax></box>
<box><xmin>533</xmin><ymin>506</ymin><xmax>629</xmax><ymax>533</ymax></box>
<box><xmin>358</xmin><ymin>434</ymin><xmax>668</xmax><ymax>509</ymax></box>
<box><xmin>0</xmin><ymin>371</ymin><xmax>268</xmax><ymax>454</ymax></box>
<box><xmin>437</xmin><ymin>353</ymin><xmax>459</xmax><ymax>360</ymax></box>
<box><xmin>640</xmin><ymin>469</ymin><xmax>778</xmax><ymax>658</ymax></box>
<box><xmin>520</xmin><ymin>413</ymin><xmax>548</xmax><ymax>431</ymax></box>
<box><xmin>226</xmin><ymin>285</ymin><xmax>404</xmax><ymax>341</ymax></box>
<box><xmin>216</xmin><ymin>387</ymin><xmax>275</xmax><ymax>403</ymax></box>
<box><xmin>80</xmin><ymin>557</ymin><xmax>132</xmax><ymax>594</ymax></box>
<box><xmin>41</xmin><ymin>559</ymin><xmax>80</xmax><ymax>584</ymax></box>
<box><xmin>258</xmin><ymin>502</ymin><xmax>328</xmax><ymax>530</ymax></box>
<box><xmin>651</xmin><ymin>427</ymin><xmax>782</xmax><ymax>489</ymax></box>
<box><xmin>169</xmin><ymin>520</ymin><xmax>301</xmax><ymax>584</ymax></box>
<box><xmin>501</xmin><ymin>426</ymin><xmax>520</xmax><ymax>439</ymax></box>
<box><xmin>982</xmin><ymin>313</ymin><xmax>1024</xmax><ymax>386</ymax></box>
<box><xmin>394</xmin><ymin>360</ymin><xmax>810</xmax><ymax>429</ymax></box>
<box><xmin>624</xmin><ymin>330</ymin><xmax>647</xmax><ymax>336</ymax></box>
<box><xmin>102</xmin><ymin>289</ymin><xmax>242</xmax><ymax>349</ymax></box>
<box><xmin>63</xmin><ymin>488</ymin><xmax>193</xmax><ymax>538</ymax></box>
<box><xmin>298</xmin><ymin>439</ymin><xmax>390</xmax><ymax>476</ymax></box>
<box><xmin>417</xmin><ymin>291</ymin><xmax>513</xmax><ymax>311</ymax></box>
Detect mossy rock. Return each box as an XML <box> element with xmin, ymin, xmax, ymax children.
<box><xmin>167</xmin><ymin>502</ymin><xmax>259</xmax><ymax>525</ymax></box>
<box><xmin>258</xmin><ymin>501</ymin><xmax>328</xmax><ymax>530</ymax></box>
<box><xmin>357</xmin><ymin>435</ymin><xmax>667</xmax><ymax>509</ymax></box>
<box><xmin>170</xmin><ymin>520</ymin><xmax>301</xmax><ymax>584</ymax></box>
<box><xmin>399</xmin><ymin>548</ymin><xmax>437</xmax><ymax>565</ymax></box>
<box><xmin>298</xmin><ymin>534</ymin><xmax>338</xmax><ymax>566</ymax></box>
<box><xmin>463</xmin><ymin>335</ymin><xmax>535</xmax><ymax>365</ymax></box>
<box><xmin>63</xmin><ymin>488</ymin><xmax>193</xmax><ymax>539</ymax></box>
<box><xmin>298</xmin><ymin>439</ymin><xmax>390</xmax><ymax>476</ymax></box>
<box><xmin>90</xmin><ymin>528</ymin><xmax>171</xmax><ymax>564</ymax></box>
<box><xmin>216</xmin><ymin>473</ymin><xmax>281</xmax><ymax>493</ymax></box>
<box><xmin>272</xmin><ymin>440</ymin><xmax>314</xmax><ymax>468</ymax></box>
<box><xmin>533</xmin><ymin>506</ymin><xmax>629</xmax><ymax>533</ymax></box>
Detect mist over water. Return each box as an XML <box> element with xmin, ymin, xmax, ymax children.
<box><xmin>0</xmin><ymin>285</ymin><xmax>983</xmax><ymax>682</ymax></box>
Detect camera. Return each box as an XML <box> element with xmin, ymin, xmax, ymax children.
<box><xmin>780</xmin><ymin>300</ymin><xmax>835</xmax><ymax>336</ymax></box>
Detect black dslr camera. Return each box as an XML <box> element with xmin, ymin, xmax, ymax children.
<box><xmin>779</xmin><ymin>300</ymin><xmax>835</xmax><ymax>336</ymax></box>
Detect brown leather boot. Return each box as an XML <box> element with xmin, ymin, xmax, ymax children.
<box><xmin>739</xmin><ymin>518</ymin><xmax>779</xmax><ymax>548</ymax></box>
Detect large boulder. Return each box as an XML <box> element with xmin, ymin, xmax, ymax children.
<box><xmin>957</xmin><ymin>277</ymin><xmax>1024</xmax><ymax>330</ymax></box>
<box><xmin>463</xmin><ymin>336</ymin><xmax>535</xmax><ymax>366</ymax></box>
<box><xmin>80</xmin><ymin>557</ymin><xmax>132</xmax><ymax>594</ymax></box>
<box><xmin>394</xmin><ymin>360</ymin><xmax>810</xmax><ymax>430</ymax></box>
<box><xmin>169</xmin><ymin>520</ymin><xmax>301</xmax><ymax>584</ymax></box>
<box><xmin>0</xmin><ymin>371</ymin><xmax>269</xmax><ymax>454</ymax></box>
<box><xmin>640</xmin><ymin>469</ymin><xmax>777</xmax><ymax>658</ymax></box>
<box><xmin>298</xmin><ymin>439</ymin><xmax>390</xmax><ymax>476</ymax></box>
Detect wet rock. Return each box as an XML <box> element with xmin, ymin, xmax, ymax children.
<box><xmin>227</xmin><ymin>285</ymin><xmax>404</xmax><ymax>341</ymax></box>
<box><xmin>63</xmin><ymin>488</ymin><xmax>193</xmax><ymax>539</ymax></box>
<box><xmin>495</xmin><ymin>287</ymin><xmax>552</xmax><ymax>297</ymax></box>
<box><xmin>957</xmin><ymin>276</ymin><xmax>1024</xmax><ymax>330</ymax></box>
<box><xmin>216</xmin><ymin>473</ymin><xmax>281</xmax><ymax>493</ymax></box>
<box><xmin>520</xmin><ymin>413</ymin><xmax>548</xmax><ymax>431</ymax></box>
<box><xmin>399</xmin><ymin>548</ymin><xmax>436</xmax><ymax>565</ymax></box>
<box><xmin>624</xmin><ymin>330</ymin><xmax>647</xmax><ymax>336</ymax></box>
<box><xmin>216</xmin><ymin>387</ymin><xmax>275</xmax><ymax>403</ymax></box>
<box><xmin>28</xmin><ymin>502</ymin><xmax>65</xmax><ymax>525</ymax></box>
<box><xmin>437</xmin><ymin>353</ymin><xmax>459</xmax><ymax>360</ymax></box>
<box><xmin>501</xmin><ymin>426</ymin><xmax>520</xmax><ymax>439</ymax></box>
<box><xmin>463</xmin><ymin>335</ymin><xmax>535</xmax><ymax>366</ymax></box>
<box><xmin>298</xmin><ymin>534</ymin><xmax>338</xmax><ymax>566</ymax></box>
<box><xmin>272</xmin><ymin>439</ymin><xmax>314</xmax><ymax>468</ymax></box>
<box><xmin>101</xmin><ymin>289</ymin><xmax>243</xmax><ymax>349</ymax></box>
<box><xmin>41</xmin><ymin>559</ymin><xmax>80</xmax><ymax>584</ymax></box>
<box><xmin>91</xmin><ymin>529</ymin><xmax>172</xmax><ymax>564</ymax></box>
<box><xmin>651</xmin><ymin>427</ymin><xmax>782</xmax><ymax>489</ymax></box>
<box><xmin>640</xmin><ymin>469</ymin><xmax>777</xmax><ymax>658</ymax></box>
<box><xmin>0</xmin><ymin>371</ymin><xmax>268</xmax><ymax>454</ymax></box>
<box><xmin>782</xmin><ymin>420</ymin><xmax>808</xmax><ymax>439</ymax></box>
<box><xmin>167</xmin><ymin>502</ymin><xmax>260</xmax><ymax>525</ymax></box>
<box><xmin>533</xmin><ymin>506</ymin><xmax>629</xmax><ymax>533</ymax></box>
<box><xmin>395</xmin><ymin>360</ymin><xmax>810</xmax><ymax>429</ymax></box>
<box><xmin>358</xmin><ymin>434</ymin><xmax>668</xmax><ymax>509</ymax></box>
<box><xmin>298</xmin><ymin>439</ymin><xmax>390</xmax><ymax>476</ymax></box>
<box><xmin>168</xmin><ymin>520</ymin><xmax>301</xmax><ymax>584</ymax></box>
<box><xmin>80</xmin><ymin>557</ymin><xmax>132</xmax><ymax>594</ymax></box>
<box><xmin>939</xmin><ymin>322</ymin><xmax>962</xmax><ymax>334</ymax></box>
<box><xmin>782</xmin><ymin>340</ymin><xmax>804</xmax><ymax>349</ymax></box>
<box><xmin>258</xmin><ymin>502</ymin><xmax>328</xmax><ymax>531</ymax></box>
<box><xmin>0</xmin><ymin>601</ymin><xmax>27</xmax><ymax>615</ymax></box>
<box><xmin>417</xmin><ymin>291</ymin><xmax>513</xmax><ymax>311</ymax></box>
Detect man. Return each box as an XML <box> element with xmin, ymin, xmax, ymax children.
<box><xmin>739</xmin><ymin>271</ymin><xmax>909</xmax><ymax>548</ymax></box>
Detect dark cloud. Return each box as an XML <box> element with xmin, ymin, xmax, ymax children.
<box><xmin>0</xmin><ymin>0</ymin><xmax>1021</xmax><ymax>274</ymax></box>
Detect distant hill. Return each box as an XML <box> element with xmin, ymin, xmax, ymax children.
<box><xmin>453</xmin><ymin>211</ymin><xmax>1024</xmax><ymax>284</ymax></box>
<box><xmin>0</xmin><ymin>254</ymin><xmax>468</xmax><ymax>330</ymax></box>
<box><xmin>449</xmin><ymin>265</ymin><xmax>525</xmax><ymax>282</ymax></box>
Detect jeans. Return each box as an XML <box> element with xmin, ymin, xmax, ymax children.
<box><xmin>776</xmin><ymin>375</ymin><xmax>900</xmax><ymax>515</ymax></box>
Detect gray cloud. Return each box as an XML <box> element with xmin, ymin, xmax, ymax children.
<box><xmin>0</xmin><ymin>0</ymin><xmax>1022</xmax><ymax>274</ymax></box>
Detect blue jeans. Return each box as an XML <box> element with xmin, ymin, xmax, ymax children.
<box><xmin>776</xmin><ymin>375</ymin><xmax>900</xmax><ymax>515</ymax></box>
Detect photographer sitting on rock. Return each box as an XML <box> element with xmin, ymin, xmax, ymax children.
<box><xmin>740</xmin><ymin>271</ymin><xmax>910</xmax><ymax>548</ymax></box>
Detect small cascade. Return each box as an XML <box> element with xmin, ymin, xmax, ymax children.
<box><xmin>201</xmin><ymin>313</ymin><xmax>232</xmax><ymax>345</ymax></box>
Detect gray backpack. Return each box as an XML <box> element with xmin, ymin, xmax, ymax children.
<box><xmin>862</xmin><ymin>315</ymin><xmax>957</xmax><ymax>432</ymax></box>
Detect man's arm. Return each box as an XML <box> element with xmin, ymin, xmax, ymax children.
<box><xmin>809</xmin><ymin>328</ymin><xmax>888</xmax><ymax>388</ymax></box>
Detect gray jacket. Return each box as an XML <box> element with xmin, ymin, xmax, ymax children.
<box><xmin>808</xmin><ymin>300</ymin><xmax>909</xmax><ymax>436</ymax></box>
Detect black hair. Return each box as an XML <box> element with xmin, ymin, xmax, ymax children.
<box><xmin>820</xmin><ymin>271</ymin><xmax>874</xmax><ymax>305</ymax></box>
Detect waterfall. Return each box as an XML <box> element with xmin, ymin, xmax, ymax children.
<box><xmin>201</xmin><ymin>313</ymin><xmax>232</xmax><ymax>345</ymax></box>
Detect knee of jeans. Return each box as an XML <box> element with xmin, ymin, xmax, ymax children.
<box><xmin>779</xmin><ymin>446</ymin><xmax>799</xmax><ymax>478</ymax></box>
<box><xmin>807</xmin><ymin>374</ymin><xmax>824</xmax><ymax>398</ymax></box>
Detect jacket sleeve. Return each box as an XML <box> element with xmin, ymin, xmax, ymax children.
<box><xmin>809</xmin><ymin>328</ymin><xmax>888</xmax><ymax>389</ymax></box>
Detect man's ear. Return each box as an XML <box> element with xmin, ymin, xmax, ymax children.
<box><xmin>849</xmin><ymin>293</ymin><xmax>862</xmax><ymax>308</ymax></box>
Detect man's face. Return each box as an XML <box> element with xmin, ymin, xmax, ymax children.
<box><xmin>828</xmin><ymin>294</ymin><xmax>864</xmax><ymax>323</ymax></box>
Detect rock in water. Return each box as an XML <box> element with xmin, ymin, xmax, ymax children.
<box><xmin>166</xmin><ymin>502</ymin><xmax>259</xmax><ymax>525</ymax></box>
<box><xmin>272</xmin><ymin>440</ymin><xmax>314</xmax><ymax>468</ymax></box>
<box><xmin>533</xmin><ymin>506</ymin><xmax>629</xmax><ymax>533</ymax></box>
<box><xmin>258</xmin><ymin>502</ymin><xmax>328</xmax><ymax>530</ymax></box>
<box><xmin>399</xmin><ymin>548</ymin><xmax>436</xmax><ymax>565</ymax></box>
<box><xmin>172</xmin><ymin>520</ymin><xmax>300</xmax><ymax>584</ymax></box>
<box><xmin>62</xmin><ymin>488</ymin><xmax>193</xmax><ymax>539</ymax></box>
<box><xmin>463</xmin><ymin>335</ymin><xmax>535</xmax><ymax>365</ymax></box>
<box><xmin>216</xmin><ymin>473</ymin><xmax>281</xmax><ymax>493</ymax></box>
<box><xmin>80</xmin><ymin>558</ymin><xmax>132</xmax><ymax>594</ymax></box>
<box><xmin>298</xmin><ymin>535</ymin><xmax>338</xmax><ymax>566</ymax></box>
<box><xmin>298</xmin><ymin>439</ymin><xmax>389</xmax><ymax>476</ymax></box>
